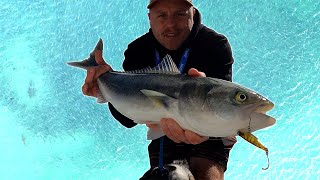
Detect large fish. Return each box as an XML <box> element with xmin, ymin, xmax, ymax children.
<box><xmin>68</xmin><ymin>39</ymin><xmax>276</xmax><ymax>169</ymax></box>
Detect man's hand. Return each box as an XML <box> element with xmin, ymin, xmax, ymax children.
<box><xmin>82</xmin><ymin>48</ymin><xmax>112</xmax><ymax>97</ymax></box>
<box><xmin>146</xmin><ymin>68</ymin><xmax>209</xmax><ymax>145</ymax></box>
<box><xmin>188</xmin><ymin>68</ymin><xmax>206</xmax><ymax>77</ymax></box>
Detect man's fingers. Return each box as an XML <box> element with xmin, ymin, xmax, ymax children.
<box><xmin>91</xmin><ymin>82</ymin><xmax>99</xmax><ymax>97</ymax></box>
<box><xmin>93</xmin><ymin>65</ymin><xmax>111</xmax><ymax>79</ymax></box>
<box><xmin>167</xmin><ymin>120</ymin><xmax>190</xmax><ymax>144</ymax></box>
<box><xmin>160</xmin><ymin>119</ymin><xmax>181</xmax><ymax>143</ymax></box>
<box><xmin>83</xmin><ymin>65</ymin><xmax>110</xmax><ymax>98</ymax></box>
<box><xmin>94</xmin><ymin>49</ymin><xmax>107</xmax><ymax>65</ymax></box>
<box><xmin>185</xmin><ymin>130</ymin><xmax>209</xmax><ymax>145</ymax></box>
<box><xmin>146</xmin><ymin>123</ymin><xmax>160</xmax><ymax>130</ymax></box>
<box><xmin>82</xmin><ymin>41</ymin><xmax>110</xmax><ymax>98</ymax></box>
<box><xmin>161</xmin><ymin>118</ymin><xmax>191</xmax><ymax>144</ymax></box>
<box><xmin>82</xmin><ymin>83</ymin><xmax>94</xmax><ymax>97</ymax></box>
<box><xmin>188</xmin><ymin>68</ymin><xmax>206</xmax><ymax>77</ymax></box>
<box><xmin>83</xmin><ymin>69</ymin><xmax>95</xmax><ymax>96</ymax></box>
<box><xmin>188</xmin><ymin>68</ymin><xmax>197</xmax><ymax>76</ymax></box>
<box><xmin>85</xmin><ymin>68</ymin><xmax>95</xmax><ymax>84</ymax></box>
<box><xmin>85</xmin><ymin>66</ymin><xmax>110</xmax><ymax>84</ymax></box>
<box><xmin>82</xmin><ymin>83</ymin><xmax>89</xmax><ymax>95</ymax></box>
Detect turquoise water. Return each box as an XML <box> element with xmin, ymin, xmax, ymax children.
<box><xmin>0</xmin><ymin>0</ymin><xmax>319</xmax><ymax>179</ymax></box>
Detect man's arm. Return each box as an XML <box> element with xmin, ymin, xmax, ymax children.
<box><xmin>205</xmin><ymin>35</ymin><xmax>234</xmax><ymax>81</ymax></box>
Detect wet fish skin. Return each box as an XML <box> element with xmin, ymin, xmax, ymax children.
<box><xmin>67</xmin><ymin>39</ymin><xmax>276</xmax><ymax>170</ymax></box>
<box><xmin>67</xmin><ymin>39</ymin><xmax>276</xmax><ymax>140</ymax></box>
<box><xmin>97</xmin><ymin>70</ymin><xmax>274</xmax><ymax>139</ymax></box>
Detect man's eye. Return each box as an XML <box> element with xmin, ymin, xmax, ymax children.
<box><xmin>177</xmin><ymin>13</ymin><xmax>186</xmax><ymax>17</ymax></box>
<box><xmin>158</xmin><ymin>14</ymin><xmax>166</xmax><ymax>18</ymax></box>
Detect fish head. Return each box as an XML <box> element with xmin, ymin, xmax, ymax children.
<box><xmin>204</xmin><ymin>79</ymin><xmax>275</xmax><ymax>132</ymax></box>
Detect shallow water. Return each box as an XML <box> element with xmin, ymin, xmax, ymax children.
<box><xmin>0</xmin><ymin>0</ymin><xmax>319</xmax><ymax>179</ymax></box>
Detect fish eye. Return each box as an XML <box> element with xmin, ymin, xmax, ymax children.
<box><xmin>235</xmin><ymin>92</ymin><xmax>247</xmax><ymax>104</ymax></box>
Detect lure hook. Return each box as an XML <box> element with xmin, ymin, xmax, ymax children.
<box><xmin>262</xmin><ymin>151</ymin><xmax>270</xmax><ymax>170</ymax></box>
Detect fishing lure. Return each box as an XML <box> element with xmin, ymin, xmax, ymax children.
<box><xmin>238</xmin><ymin>131</ymin><xmax>270</xmax><ymax>170</ymax></box>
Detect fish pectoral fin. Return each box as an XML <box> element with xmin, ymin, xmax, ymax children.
<box><xmin>147</xmin><ymin>128</ymin><xmax>165</xmax><ymax>140</ymax></box>
<box><xmin>140</xmin><ymin>89</ymin><xmax>177</xmax><ymax>109</ymax></box>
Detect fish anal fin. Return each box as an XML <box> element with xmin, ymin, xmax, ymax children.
<box><xmin>96</xmin><ymin>89</ymin><xmax>107</xmax><ymax>104</ymax></box>
<box><xmin>147</xmin><ymin>128</ymin><xmax>165</xmax><ymax>140</ymax></box>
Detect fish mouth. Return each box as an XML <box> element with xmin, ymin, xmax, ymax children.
<box><xmin>254</xmin><ymin>101</ymin><xmax>274</xmax><ymax>114</ymax></box>
<box><xmin>244</xmin><ymin>100</ymin><xmax>276</xmax><ymax>133</ymax></box>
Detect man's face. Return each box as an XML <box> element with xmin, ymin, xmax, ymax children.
<box><xmin>148</xmin><ymin>0</ymin><xmax>195</xmax><ymax>50</ymax></box>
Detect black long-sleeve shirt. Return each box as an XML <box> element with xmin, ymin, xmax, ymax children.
<box><xmin>108</xmin><ymin>9</ymin><xmax>234</xmax><ymax>128</ymax></box>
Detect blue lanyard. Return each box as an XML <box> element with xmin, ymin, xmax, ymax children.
<box><xmin>155</xmin><ymin>48</ymin><xmax>190</xmax><ymax>171</ymax></box>
<box><xmin>155</xmin><ymin>48</ymin><xmax>190</xmax><ymax>72</ymax></box>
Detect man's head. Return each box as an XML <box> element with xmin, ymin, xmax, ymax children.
<box><xmin>148</xmin><ymin>0</ymin><xmax>195</xmax><ymax>50</ymax></box>
<box><xmin>147</xmin><ymin>0</ymin><xmax>193</xmax><ymax>9</ymax></box>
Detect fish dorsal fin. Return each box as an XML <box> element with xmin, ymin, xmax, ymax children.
<box><xmin>126</xmin><ymin>55</ymin><xmax>181</xmax><ymax>74</ymax></box>
<box><xmin>155</xmin><ymin>54</ymin><xmax>181</xmax><ymax>74</ymax></box>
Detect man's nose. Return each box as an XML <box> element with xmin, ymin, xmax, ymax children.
<box><xmin>166</xmin><ymin>16</ymin><xmax>177</xmax><ymax>27</ymax></box>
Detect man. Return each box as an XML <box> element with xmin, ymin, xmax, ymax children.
<box><xmin>82</xmin><ymin>0</ymin><xmax>236</xmax><ymax>179</ymax></box>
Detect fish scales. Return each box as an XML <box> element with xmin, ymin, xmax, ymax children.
<box><xmin>67</xmin><ymin>39</ymin><xmax>277</xmax><ymax>170</ymax></box>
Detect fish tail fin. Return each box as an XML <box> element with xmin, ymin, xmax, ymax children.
<box><xmin>238</xmin><ymin>131</ymin><xmax>270</xmax><ymax>170</ymax></box>
<box><xmin>67</xmin><ymin>38</ymin><xmax>106</xmax><ymax>70</ymax></box>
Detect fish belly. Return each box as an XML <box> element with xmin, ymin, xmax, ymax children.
<box><xmin>98</xmin><ymin>73</ymin><xmax>184</xmax><ymax>124</ymax></box>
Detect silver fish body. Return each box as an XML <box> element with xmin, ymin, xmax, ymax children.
<box><xmin>98</xmin><ymin>70</ymin><xmax>275</xmax><ymax>139</ymax></box>
<box><xmin>67</xmin><ymin>39</ymin><xmax>275</xmax><ymax>140</ymax></box>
